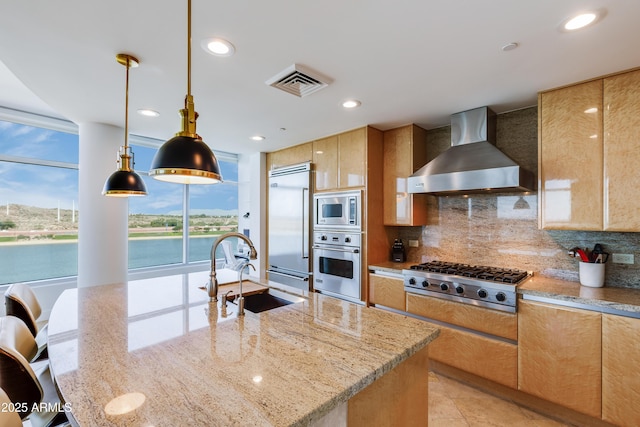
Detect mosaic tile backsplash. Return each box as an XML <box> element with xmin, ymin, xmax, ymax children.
<box><xmin>386</xmin><ymin>107</ymin><xmax>640</xmax><ymax>289</ymax></box>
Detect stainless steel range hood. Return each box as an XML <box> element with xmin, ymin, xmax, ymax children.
<box><xmin>408</xmin><ymin>106</ymin><xmax>535</xmax><ymax>195</ymax></box>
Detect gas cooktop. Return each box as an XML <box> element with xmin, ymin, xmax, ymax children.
<box><xmin>409</xmin><ymin>261</ymin><xmax>529</xmax><ymax>284</ymax></box>
<box><xmin>403</xmin><ymin>261</ymin><xmax>531</xmax><ymax>313</ymax></box>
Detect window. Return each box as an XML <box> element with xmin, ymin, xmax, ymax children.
<box><xmin>0</xmin><ymin>110</ymin><xmax>239</xmax><ymax>285</ymax></box>
<box><xmin>128</xmin><ymin>143</ymin><xmax>239</xmax><ymax>268</ymax></box>
<box><xmin>0</xmin><ymin>118</ymin><xmax>79</xmax><ymax>285</ymax></box>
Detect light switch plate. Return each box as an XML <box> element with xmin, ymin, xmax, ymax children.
<box><xmin>409</xmin><ymin>240</ymin><xmax>419</xmax><ymax>248</ymax></box>
<box><xmin>612</xmin><ymin>253</ymin><xmax>634</xmax><ymax>264</ymax></box>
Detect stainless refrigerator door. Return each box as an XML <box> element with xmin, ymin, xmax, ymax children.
<box><xmin>268</xmin><ymin>167</ymin><xmax>311</xmax><ymax>281</ymax></box>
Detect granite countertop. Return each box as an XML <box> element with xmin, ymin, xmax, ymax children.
<box><xmin>369</xmin><ymin>262</ymin><xmax>640</xmax><ymax>317</ymax></box>
<box><xmin>47</xmin><ymin>270</ymin><xmax>439</xmax><ymax>426</ymax></box>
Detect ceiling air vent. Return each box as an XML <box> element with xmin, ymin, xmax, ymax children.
<box><xmin>265</xmin><ymin>64</ymin><xmax>331</xmax><ymax>98</ymax></box>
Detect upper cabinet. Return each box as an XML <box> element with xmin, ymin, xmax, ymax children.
<box><xmin>539</xmin><ymin>68</ymin><xmax>640</xmax><ymax>231</ymax></box>
<box><xmin>312</xmin><ymin>135</ymin><xmax>339</xmax><ymax>191</ymax></box>
<box><xmin>267</xmin><ymin>142</ymin><xmax>312</xmax><ymax>171</ymax></box>
<box><xmin>603</xmin><ymin>70</ymin><xmax>640</xmax><ymax>231</ymax></box>
<box><xmin>383</xmin><ymin>124</ymin><xmax>429</xmax><ymax>226</ymax></box>
<box><xmin>313</xmin><ymin>127</ymin><xmax>369</xmax><ymax>192</ymax></box>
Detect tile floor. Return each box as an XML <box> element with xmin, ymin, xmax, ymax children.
<box><xmin>429</xmin><ymin>371</ymin><xmax>571</xmax><ymax>426</ymax></box>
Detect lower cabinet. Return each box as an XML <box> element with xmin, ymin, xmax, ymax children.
<box><xmin>602</xmin><ymin>313</ymin><xmax>640</xmax><ymax>425</ymax></box>
<box><xmin>368</xmin><ymin>273</ymin><xmax>406</xmax><ymax>311</ymax></box>
<box><xmin>517</xmin><ymin>299</ymin><xmax>601</xmax><ymax>419</ymax></box>
<box><xmin>406</xmin><ymin>293</ymin><xmax>518</xmax><ymax>389</ymax></box>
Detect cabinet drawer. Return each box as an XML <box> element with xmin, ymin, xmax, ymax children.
<box><xmin>429</xmin><ymin>324</ymin><xmax>517</xmax><ymax>389</ymax></box>
<box><xmin>369</xmin><ymin>273</ymin><xmax>406</xmax><ymax>311</ymax></box>
<box><xmin>406</xmin><ymin>293</ymin><xmax>517</xmax><ymax>340</ymax></box>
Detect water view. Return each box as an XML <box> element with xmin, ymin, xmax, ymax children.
<box><xmin>0</xmin><ymin>236</ymin><xmax>220</xmax><ymax>285</ymax></box>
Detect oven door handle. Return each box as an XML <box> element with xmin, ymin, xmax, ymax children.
<box><xmin>312</xmin><ymin>245</ymin><xmax>359</xmax><ymax>254</ymax></box>
<box><xmin>267</xmin><ymin>269</ymin><xmax>310</xmax><ymax>282</ymax></box>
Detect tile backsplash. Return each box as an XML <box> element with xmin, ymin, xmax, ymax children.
<box><xmin>386</xmin><ymin>107</ymin><xmax>640</xmax><ymax>289</ymax></box>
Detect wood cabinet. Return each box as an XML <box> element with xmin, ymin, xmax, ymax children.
<box><xmin>539</xmin><ymin>68</ymin><xmax>640</xmax><ymax>231</ymax></box>
<box><xmin>602</xmin><ymin>314</ymin><xmax>640</xmax><ymax>425</ymax></box>
<box><xmin>517</xmin><ymin>299</ymin><xmax>601</xmax><ymax>418</ymax></box>
<box><xmin>267</xmin><ymin>142</ymin><xmax>312</xmax><ymax>171</ymax></box>
<box><xmin>538</xmin><ymin>80</ymin><xmax>603</xmax><ymax>230</ymax></box>
<box><xmin>338</xmin><ymin>127</ymin><xmax>367</xmax><ymax>189</ymax></box>
<box><xmin>382</xmin><ymin>125</ymin><xmax>429</xmax><ymax>226</ymax></box>
<box><xmin>369</xmin><ymin>273</ymin><xmax>406</xmax><ymax>311</ymax></box>
<box><xmin>312</xmin><ymin>127</ymin><xmax>368</xmax><ymax>192</ymax></box>
<box><xmin>603</xmin><ymin>70</ymin><xmax>640</xmax><ymax>230</ymax></box>
<box><xmin>312</xmin><ymin>135</ymin><xmax>338</xmax><ymax>191</ymax></box>
<box><xmin>406</xmin><ymin>293</ymin><xmax>517</xmax><ymax>388</ymax></box>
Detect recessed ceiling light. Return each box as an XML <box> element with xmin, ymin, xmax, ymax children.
<box><xmin>201</xmin><ymin>38</ymin><xmax>235</xmax><ymax>57</ymax></box>
<box><xmin>561</xmin><ymin>11</ymin><xmax>601</xmax><ymax>31</ymax></box>
<box><xmin>251</xmin><ymin>135</ymin><xmax>265</xmax><ymax>141</ymax></box>
<box><xmin>137</xmin><ymin>109</ymin><xmax>160</xmax><ymax>117</ymax></box>
<box><xmin>501</xmin><ymin>42</ymin><xmax>519</xmax><ymax>52</ymax></box>
<box><xmin>342</xmin><ymin>99</ymin><xmax>361</xmax><ymax>109</ymax></box>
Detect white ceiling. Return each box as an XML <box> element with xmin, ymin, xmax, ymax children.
<box><xmin>0</xmin><ymin>0</ymin><xmax>639</xmax><ymax>155</ymax></box>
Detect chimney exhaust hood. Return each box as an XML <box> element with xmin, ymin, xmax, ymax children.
<box><xmin>408</xmin><ymin>106</ymin><xmax>535</xmax><ymax>195</ymax></box>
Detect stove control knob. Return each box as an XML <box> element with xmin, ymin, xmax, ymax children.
<box><xmin>320</xmin><ymin>235</ymin><xmax>328</xmax><ymax>241</ymax></box>
<box><xmin>421</xmin><ymin>280</ymin><xmax>429</xmax><ymax>288</ymax></box>
<box><xmin>496</xmin><ymin>292</ymin><xmax>507</xmax><ymax>302</ymax></box>
<box><xmin>440</xmin><ymin>283</ymin><xmax>449</xmax><ymax>291</ymax></box>
<box><xmin>345</xmin><ymin>236</ymin><xmax>351</xmax><ymax>243</ymax></box>
<box><xmin>477</xmin><ymin>289</ymin><xmax>488</xmax><ymax>298</ymax></box>
<box><xmin>408</xmin><ymin>278</ymin><xmax>416</xmax><ymax>285</ymax></box>
<box><xmin>455</xmin><ymin>285</ymin><xmax>464</xmax><ymax>294</ymax></box>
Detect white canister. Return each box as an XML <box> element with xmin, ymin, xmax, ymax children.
<box><xmin>579</xmin><ymin>261</ymin><xmax>605</xmax><ymax>288</ymax></box>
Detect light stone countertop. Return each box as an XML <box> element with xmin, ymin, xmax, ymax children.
<box><xmin>47</xmin><ymin>270</ymin><xmax>439</xmax><ymax>427</ymax></box>
<box><xmin>369</xmin><ymin>263</ymin><xmax>640</xmax><ymax>317</ymax></box>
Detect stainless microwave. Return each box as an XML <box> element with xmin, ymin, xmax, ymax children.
<box><xmin>313</xmin><ymin>190</ymin><xmax>361</xmax><ymax>230</ymax></box>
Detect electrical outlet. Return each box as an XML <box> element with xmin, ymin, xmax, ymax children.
<box><xmin>409</xmin><ymin>240</ymin><xmax>419</xmax><ymax>248</ymax></box>
<box><xmin>612</xmin><ymin>253</ymin><xmax>634</xmax><ymax>264</ymax></box>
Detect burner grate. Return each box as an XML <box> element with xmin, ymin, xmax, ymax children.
<box><xmin>410</xmin><ymin>261</ymin><xmax>528</xmax><ymax>284</ymax></box>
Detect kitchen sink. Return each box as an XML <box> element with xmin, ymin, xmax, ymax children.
<box><xmin>242</xmin><ymin>290</ymin><xmax>305</xmax><ymax>313</ymax></box>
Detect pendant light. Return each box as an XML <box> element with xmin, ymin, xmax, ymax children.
<box><xmin>149</xmin><ymin>0</ymin><xmax>222</xmax><ymax>184</ymax></box>
<box><xmin>103</xmin><ymin>54</ymin><xmax>148</xmax><ymax>197</ymax></box>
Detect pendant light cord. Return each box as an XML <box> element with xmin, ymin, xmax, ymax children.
<box><xmin>187</xmin><ymin>0</ymin><xmax>191</xmax><ymax>98</ymax></box>
<box><xmin>124</xmin><ymin>57</ymin><xmax>130</xmax><ymax>151</ymax></box>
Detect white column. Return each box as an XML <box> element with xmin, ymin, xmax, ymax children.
<box><xmin>77</xmin><ymin>122</ymin><xmax>128</xmax><ymax>287</ymax></box>
<box><xmin>238</xmin><ymin>152</ymin><xmax>266</xmax><ymax>281</ymax></box>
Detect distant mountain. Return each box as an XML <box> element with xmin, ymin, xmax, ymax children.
<box><xmin>166</xmin><ymin>208</ymin><xmax>238</xmax><ymax>217</ymax></box>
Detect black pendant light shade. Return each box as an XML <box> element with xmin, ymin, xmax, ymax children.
<box><xmin>103</xmin><ymin>158</ymin><xmax>148</xmax><ymax>197</ymax></box>
<box><xmin>149</xmin><ymin>134</ymin><xmax>222</xmax><ymax>184</ymax></box>
<box><xmin>149</xmin><ymin>0</ymin><xmax>222</xmax><ymax>185</ymax></box>
<box><xmin>103</xmin><ymin>53</ymin><xmax>148</xmax><ymax>197</ymax></box>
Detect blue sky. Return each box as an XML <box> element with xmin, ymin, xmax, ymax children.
<box><xmin>0</xmin><ymin>120</ymin><xmax>238</xmax><ymax>215</ymax></box>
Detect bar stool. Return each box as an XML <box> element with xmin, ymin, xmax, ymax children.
<box><xmin>0</xmin><ymin>387</ymin><xmax>22</xmax><ymax>427</ymax></box>
<box><xmin>4</xmin><ymin>283</ymin><xmax>47</xmax><ymax>359</ymax></box>
<box><xmin>0</xmin><ymin>316</ymin><xmax>39</xmax><ymax>363</ymax></box>
<box><xmin>0</xmin><ymin>318</ymin><xmax>68</xmax><ymax>426</ymax></box>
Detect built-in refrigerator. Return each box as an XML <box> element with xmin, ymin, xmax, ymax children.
<box><xmin>267</xmin><ymin>162</ymin><xmax>312</xmax><ymax>290</ymax></box>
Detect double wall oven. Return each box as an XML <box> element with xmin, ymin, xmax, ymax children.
<box><xmin>312</xmin><ymin>191</ymin><xmax>362</xmax><ymax>302</ymax></box>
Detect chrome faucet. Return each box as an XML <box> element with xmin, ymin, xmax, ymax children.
<box><xmin>236</xmin><ymin>261</ymin><xmax>256</xmax><ymax>316</ymax></box>
<box><xmin>205</xmin><ymin>232</ymin><xmax>258</xmax><ymax>302</ymax></box>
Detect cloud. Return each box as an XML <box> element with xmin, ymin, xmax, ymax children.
<box><xmin>10</xmin><ymin>125</ymin><xmax>33</xmax><ymax>137</ymax></box>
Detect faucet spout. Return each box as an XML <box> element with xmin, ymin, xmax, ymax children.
<box><xmin>237</xmin><ymin>261</ymin><xmax>256</xmax><ymax>316</ymax></box>
<box><xmin>209</xmin><ymin>232</ymin><xmax>258</xmax><ymax>303</ymax></box>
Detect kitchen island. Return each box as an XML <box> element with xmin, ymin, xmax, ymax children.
<box><xmin>47</xmin><ymin>270</ymin><xmax>439</xmax><ymax>426</ymax></box>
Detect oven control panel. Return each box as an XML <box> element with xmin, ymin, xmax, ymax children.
<box><xmin>313</xmin><ymin>231</ymin><xmax>361</xmax><ymax>248</ymax></box>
